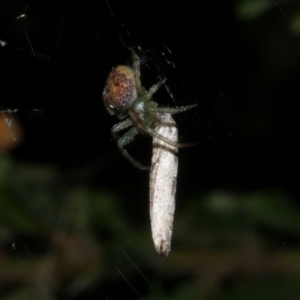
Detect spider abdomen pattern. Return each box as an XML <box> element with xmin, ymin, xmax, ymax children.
<box><xmin>103</xmin><ymin>66</ymin><xmax>137</xmax><ymax>115</ymax></box>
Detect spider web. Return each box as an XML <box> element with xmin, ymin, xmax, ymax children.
<box><xmin>1</xmin><ymin>0</ymin><xmax>300</xmax><ymax>299</ymax></box>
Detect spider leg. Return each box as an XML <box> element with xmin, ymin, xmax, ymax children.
<box><xmin>111</xmin><ymin>125</ymin><xmax>150</xmax><ymax>171</ymax></box>
<box><xmin>116</xmin><ymin>127</ymin><xmax>138</xmax><ymax>147</ymax></box>
<box><xmin>111</xmin><ymin>118</ymin><xmax>132</xmax><ymax>133</ymax></box>
<box><xmin>142</xmin><ymin>126</ymin><xmax>197</xmax><ymax>148</ymax></box>
<box><xmin>131</xmin><ymin>49</ymin><xmax>141</xmax><ymax>91</ymax></box>
<box><xmin>148</xmin><ymin>78</ymin><xmax>166</xmax><ymax>98</ymax></box>
<box><xmin>131</xmin><ymin>49</ymin><xmax>165</xmax><ymax>99</ymax></box>
<box><xmin>156</xmin><ymin>103</ymin><xmax>198</xmax><ymax>115</ymax></box>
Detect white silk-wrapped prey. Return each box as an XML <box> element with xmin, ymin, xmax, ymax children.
<box><xmin>150</xmin><ymin>113</ymin><xmax>178</xmax><ymax>257</ymax></box>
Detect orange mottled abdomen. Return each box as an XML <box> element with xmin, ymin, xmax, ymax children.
<box><xmin>103</xmin><ymin>65</ymin><xmax>137</xmax><ymax>115</ymax></box>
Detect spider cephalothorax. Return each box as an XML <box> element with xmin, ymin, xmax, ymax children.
<box><xmin>103</xmin><ymin>50</ymin><xmax>196</xmax><ymax>170</ymax></box>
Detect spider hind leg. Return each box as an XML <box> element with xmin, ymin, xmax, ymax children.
<box><xmin>111</xmin><ymin>124</ymin><xmax>150</xmax><ymax>171</ymax></box>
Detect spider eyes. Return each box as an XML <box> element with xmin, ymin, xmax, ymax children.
<box><xmin>103</xmin><ymin>65</ymin><xmax>137</xmax><ymax>115</ymax></box>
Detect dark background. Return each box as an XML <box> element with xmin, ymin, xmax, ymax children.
<box><xmin>1</xmin><ymin>0</ymin><xmax>300</xmax><ymax>299</ymax></box>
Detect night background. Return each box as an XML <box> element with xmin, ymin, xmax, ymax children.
<box><xmin>1</xmin><ymin>0</ymin><xmax>300</xmax><ymax>299</ymax></box>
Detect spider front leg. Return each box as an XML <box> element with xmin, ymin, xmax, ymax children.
<box><xmin>131</xmin><ymin>49</ymin><xmax>165</xmax><ymax>99</ymax></box>
<box><xmin>157</xmin><ymin>103</ymin><xmax>198</xmax><ymax>115</ymax></box>
<box><xmin>147</xmin><ymin>79</ymin><xmax>166</xmax><ymax>98</ymax></box>
<box><xmin>144</xmin><ymin>104</ymin><xmax>198</xmax><ymax>147</ymax></box>
<box><xmin>143</xmin><ymin>126</ymin><xmax>196</xmax><ymax>148</ymax></box>
<box><xmin>131</xmin><ymin>49</ymin><xmax>142</xmax><ymax>91</ymax></box>
<box><xmin>111</xmin><ymin>120</ymin><xmax>150</xmax><ymax>170</ymax></box>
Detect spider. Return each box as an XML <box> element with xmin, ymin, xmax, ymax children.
<box><xmin>103</xmin><ymin>49</ymin><xmax>197</xmax><ymax>170</ymax></box>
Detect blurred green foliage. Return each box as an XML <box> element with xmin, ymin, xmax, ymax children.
<box><xmin>235</xmin><ymin>0</ymin><xmax>274</xmax><ymax>20</ymax></box>
<box><xmin>1</xmin><ymin>152</ymin><xmax>300</xmax><ymax>299</ymax></box>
